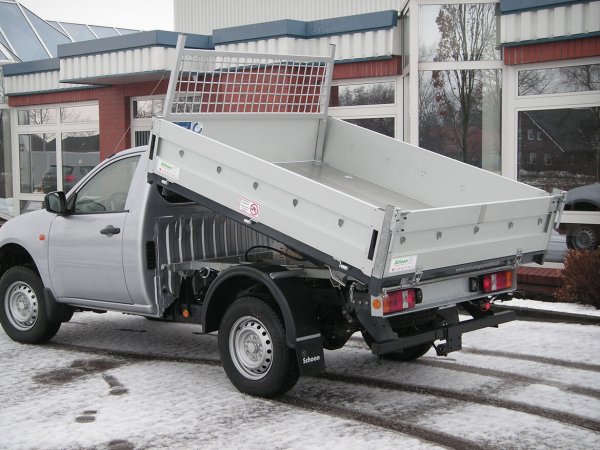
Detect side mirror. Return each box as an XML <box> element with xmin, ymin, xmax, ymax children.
<box><xmin>44</xmin><ymin>191</ymin><xmax>68</xmax><ymax>214</ymax></box>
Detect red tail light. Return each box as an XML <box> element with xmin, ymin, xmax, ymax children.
<box><xmin>383</xmin><ymin>289</ymin><xmax>417</xmax><ymax>314</ymax></box>
<box><xmin>64</xmin><ymin>174</ymin><xmax>75</xmax><ymax>183</ymax></box>
<box><xmin>482</xmin><ymin>270</ymin><xmax>513</xmax><ymax>293</ymax></box>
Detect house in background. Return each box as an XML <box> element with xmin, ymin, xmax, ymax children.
<box><xmin>1</xmin><ymin>0</ymin><xmax>599</xmax><ymax>216</ymax></box>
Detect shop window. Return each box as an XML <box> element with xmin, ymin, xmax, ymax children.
<box><xmin>18</xmin><ymin>108</ymin><xmax>56</xmax><ymax>125</ymax></box>
<box><xmin>330</xmin><ymin>82</ymin><xmax>395</xmax><ymax>107</ymax></box>
<box><xmin>518</xmin><ymin>108</ymin><xmax>600</xmax><ymax>192</ymax></box>
<box><xmin>60</xmin><ymin>104</ymin><xmax>99</xmax><ymax>123</ymax></box>
<box><xmin>0</xmin><ymin>107</ymin><xmax>12</xmax><ymax>217</ymax></box>
<box><xmin>344</xmin><ymin>117</ymin><xmax>395</xmax><ymax>138</ymax></box>
<box><xmin>18</xmin><ymin>133</ymin><xmax>56</xmax><ymax>194</ymax></box>
<box><xmin>418</xmin><ymin>69</ymin><xmax>501</xmax><ymax>171</ymax></box>
<box><xmin>518</xmin><ymin>64</ymin><xmax>600</xmax><ymax>96</ymax></box>
<box><xmin>418</xmin><ymin>3</ymin><xmax>500</xmax><ymax>62</ymax></box>
<box><xmin>133</xmin><ymin>99</ymin><xmax>164</xmax><ymax>118</ymax></box>
<box><xmin>60</xmin><ymin>131</ymin><xmax>99</xmax><ymax>192</ymax></box>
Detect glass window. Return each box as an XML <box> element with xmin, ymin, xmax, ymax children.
<box><xmin>419</xmin><ymin>69</ymin><xmax>502</xmax><ymax>171</ymax></box>
<box><xmin>330</xmin><ymin>82</ymin><xmax>395</xmax><ymax>107</ymax></box>
<box><xmin>402</xmin><ymin>9</ymin><xmax>410</xmax><ymax>69</ymax></box>
<box><xmin>89</xmin><ymin>25</ymin><xmax>119</xmax><ymax>38</ymax></box>
<box><xmin>133</xmin><ymin>99</ymin><xmax>164</xmax><ymax>118</ymax></box>
<box><xmin>61</xmin><ymin>131</ymin><xmax>99</xmax><ymax>192</ymax></box>
<box><xmin>19</xmin><ymin>133</ymin><xmax>56</xmax><ymax>194</ymax></box>
<box><xmin>419</xmin><ymin>3</ymin><xmax>500</xmax><ymax>62</ymax></box>
<box><xmin>60</xmin><ymin>22</ymin><xmax>95</xmax><ymax>41</ymax></box>
<box><xmin>344</xmin><ymin>117</ymin><xmax>395</xmax><ymax>138</ymax></box>
<box><xmin>518</xmin><ymin>108</ymin><xmax>600</xmax><ymax>192</ymax></box>
<box><xmin>73</xmin><ymin>156</ymin><xmax>140</xmax><ymax>214</ymax></box>
<box><xmin>18</xmin><ymin>109</ymin><xmax>57</xmax><ymax>126</ymax></box>
<box><xmin>21</xmin><ymin>6</ymin><xmax>70</xmax><ymax>57</ymax></box>
<box><xmin>527</xmin><ymin>129</ymin><xmax>534</xmax><ymax>140</ymax></box>
<box><xmin>518</xmin><ymin>64</ymin><xmax>600</xmax><ymax>96</ymax></box>
<box><xmin>134</xmin><ymin>131</ymin><xmax>151</xmax><ymax>147</ymax></box>
<box><xmin>117</xmin><ymin>28</ymin><xmax>138</xmax><ymax>36</ymax></box>
<box><xmin>0</xmin><ymin>2</ymin><xmax>49</xmax><ymax>61</ymax></box>
<box><xmin>60</xmin><ymin>104</ymin><xmax>99</xmax><ymax>123</ymax></box>
<box><xmin>0</xmin><ymin>108</ymin><xmax>12</xmax><ymax>216</ymax></box>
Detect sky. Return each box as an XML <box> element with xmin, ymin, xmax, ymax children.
<box><xmin>17</xmin><ymin>0</ymin><xmax>174</xmax><ymax>31</ymax></box>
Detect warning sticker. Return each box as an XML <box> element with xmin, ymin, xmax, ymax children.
<box><xmin>389</xmin><ymin>255</ymin><xmax>418</xmax><ymax>274</ymax></box>
<box><xmin>156</xmin><ymin>158</ymin><xmax>180</xmax><ymax>180</ymax></box>
<box><xmin>240</xmin><ymin>197</ymin><xmax>261</xmax><ymax>219</ymax></box>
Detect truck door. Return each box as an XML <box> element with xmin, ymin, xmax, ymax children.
<box><xmin>48</xmin><ymin>155</ymin><xmax>140</xmax><ymax>304</ymax></box>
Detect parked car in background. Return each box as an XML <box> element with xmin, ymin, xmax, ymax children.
<box><xmin>557</xmin><ymin>183</ymin><xmax>600</xmax><ymax>250</ymax></box>
<box><xmin>41</xmin><ymin>165</ymin><xmax>94</xmax><ymax>193</ymax></box>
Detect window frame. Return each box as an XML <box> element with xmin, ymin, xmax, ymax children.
<box><xmin>11</xmin><ymin>101</ymin><xmax>99</xmax><ymax>215</ymax></box>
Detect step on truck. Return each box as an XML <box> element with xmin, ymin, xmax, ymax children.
<box><xmin>0</xmin><ymin>36</ymin><xmax>565</xmax><ymax>397</ymax></box>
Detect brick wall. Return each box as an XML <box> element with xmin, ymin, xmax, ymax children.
<box><xmin>7</xmin><ymin>58</ymin><xmax>399</xmax><ymax>160</ymax></box>
<box><xmin>9</xmin><ymin>80</ymin><xmax>168</xmax><ymax>160</ymax></box>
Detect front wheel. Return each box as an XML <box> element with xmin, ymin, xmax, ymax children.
<box><xmin>0</xmin><ymin>266</ymin><xmax>61</xmax><ymax>344</ymax></box>
<box><xmin>218</xmin><ymin>296</ymin><xmax>299</xmax><ymax>397</ymax></box>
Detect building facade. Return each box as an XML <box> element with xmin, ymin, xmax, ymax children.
<box><xmin>1</xmin><ymin>0</ymin><xmax>599</xmax><ymax>216</ymax></box>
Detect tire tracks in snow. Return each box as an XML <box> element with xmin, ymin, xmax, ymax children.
<box><xmin>45</xmin><ymin>340</ymin><xmax>600</xmax><ymax>437</ymax></box>
<box><xmin>314</xmin><ymin>371</ymin><xmax>600</xmax><ymax>434</ymax></box>
<box><xmin>277</xmin><ymin>394</ymin><xmax>487</xmax><ymax>450</ymax></box>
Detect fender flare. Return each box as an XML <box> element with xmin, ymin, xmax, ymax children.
<box><xmin>202</xmin><ymin>264</ymin><xmax>319</xmax><ymax>348</ymax></box>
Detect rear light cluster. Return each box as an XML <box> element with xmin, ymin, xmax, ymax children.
<box><xmin>471</xmin><ymin>270</ymin><xmax>514</xmax><ymax>294</ymax></box>
<box><xmin>64</xmin><ymin>175</ymin><xmax>75</xmax><ymax>183</ymax></box>
<box><xmin>371</xmin><ymin>288</ymin><xmax>422</xmax><ymax>315</ymax></box>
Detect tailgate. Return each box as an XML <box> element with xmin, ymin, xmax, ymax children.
<box><xmin>380</xmin><ymin>194</ymin><xmax>563</xmax><ymax>281</ymax></box>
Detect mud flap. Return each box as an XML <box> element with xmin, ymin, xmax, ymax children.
<box><xmin>295</xmin><ymin>334</ymin><xmax>325</xmax><ymax>375</ymax></box>
<box><xmin>273</xmin><ymin>277</ymin><xmax>326</xmax><ymax>376</ymax></box>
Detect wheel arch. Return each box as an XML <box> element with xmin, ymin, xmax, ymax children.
<box><xmin>0</xmin><ymin>243</ymin><xmax>39</xmax><ymax>279</ymax></box>
<box><xmin>202</xmin><ymin>265</ymin><xmax>299</xmax><ymax>347</ymax></box>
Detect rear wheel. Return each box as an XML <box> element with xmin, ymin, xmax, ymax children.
<box><xmin>566</xmin><ymin>225</ymin><xmax>598</xmax><ymax>250</ymax></box>
<box><xmin>361</xmin><ymin>330</ymin><xmax>432</xmax><ymax>362</ymax></box>
<box><xmin>218</xmin><ymin>296</ymin><xmax>299</xmax><ymax>397</ymax></box>
<box><xmin>0</xmin><ymin>266</ymin><xmax>61</xmax><ymax>344</ymax></box>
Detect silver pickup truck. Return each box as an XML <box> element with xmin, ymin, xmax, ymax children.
<box><xmin>0</xmin><ymin>38</ymin><xmax>564</xmax><ymax>397</ymax></box>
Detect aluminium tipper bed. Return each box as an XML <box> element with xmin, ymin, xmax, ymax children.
<box><xmin>147</xmin><ymin>36</ymin><xmax>564</xmax><ymax>291</ymax></box>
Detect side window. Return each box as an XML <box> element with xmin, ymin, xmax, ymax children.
<box><xmin>72</xmin><ymin>156</ymin><xmax>140</xmax><ymax>214</ymax></box>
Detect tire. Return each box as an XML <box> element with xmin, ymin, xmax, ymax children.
<box><xmin>218</xmin><ymin>296</ymin><xmax>299</xmax><ymax>398</ymax></box>
<box><xmin>0</xmin><ymin>266</ymin><xmax>61</xmax><ymax>344</ymax></box>
<box><xmin>566</xmin><ymin>225</ymin><xmax>598</xmax><ymax>250</ymax></box>
<box><xmin>362</xmin><ymin>330</ymin><xmax>432</xmax><ymax>362</ymax></box>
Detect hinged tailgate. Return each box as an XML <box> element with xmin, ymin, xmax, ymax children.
<box><xmin>382</xmin><ymin>194</ymin><xmax>563</xmax><ymax>280</ymax></box>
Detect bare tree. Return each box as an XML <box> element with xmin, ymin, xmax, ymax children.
<box><xmin>429</xmin><ymin>4</ymin><xmax>497</xmax><ymax>164</ymax></box>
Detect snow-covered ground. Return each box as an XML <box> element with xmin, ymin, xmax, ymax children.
<box><xmin>1</xmin><ymin>311</ymin><xmax>599</xmax><ymax>449</ymax></box>
<box><xmin>501</xmin><ymin>298</ymin><xmax>600</xmax><ymax>317</ymax></box>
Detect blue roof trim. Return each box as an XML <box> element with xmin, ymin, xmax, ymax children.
<box><xmin>500</xmin><ymin>0</ymin><xmax>588</xmax><ymax>14</ymax></box>
<box><xmin>212</xmin><ymin>10</ymin><xmax>398</xmax><ymax>45</ymax></box>
<box><xmin>57</xmin><ymin>30</ymin><xmax>212</xmax><ymax>58</ymax></box>
<box><xmin>501</xmin><ymin>30</ymin><xmax>600</xmax><ymax>47</ymax></box>
<box><xmin>3</xmin><ymin>57</ymin><xmax>60</xmax><ymax>76</ymax></box>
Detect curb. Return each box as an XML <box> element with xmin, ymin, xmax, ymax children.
<box><xmin>493</xmin><ymin>304</ymin><xmax>600</xmax><ymax>325</ymax></box>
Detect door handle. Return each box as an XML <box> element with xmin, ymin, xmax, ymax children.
<box><xmin>100</xmin><ymin>225</ymin><xmax>121</xmax><ymax>236</ymax></box>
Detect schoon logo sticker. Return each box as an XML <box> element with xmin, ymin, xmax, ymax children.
<box><xmin>389</xmin><ymin>255</ymin><xmax>417</xmax><ymax>273</ymax></box>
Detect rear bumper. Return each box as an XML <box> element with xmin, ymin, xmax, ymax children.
<box><xmin>370</xmin><ymin>310</ymin><xmax>516</xmax><ymax>356</ymax></box>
